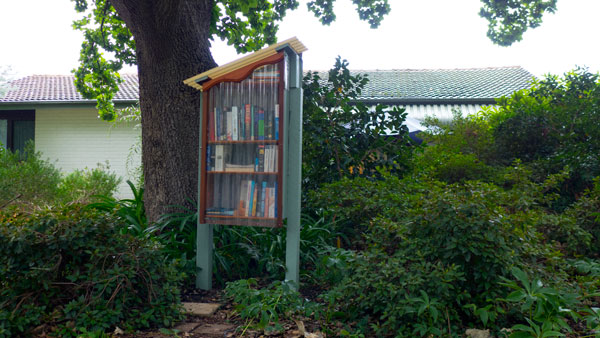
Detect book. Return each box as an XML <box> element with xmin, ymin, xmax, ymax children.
<box><xmin>231</xmin><ymin>107</ymin><xmax>238</xmax><ymax>141</ymax></box>
<box><xmin>224</xmin><ymin>163</ymin><xmax>254</xmax><ymax>172</ymax></box>
<box><xmin>274</xmin><ymin>104</ymin><xmax>279</xmax><ymax>140</ymax></box>
<box><xmin>245</xmin><ymin>104</ymin><xmax>251</xmax><ymax>140</ymax></box>
<box><xmin>237</xmin><ymin>180</ymin><xmax>249</xmax><ymax>216</ymax></box>
<box><xmin>215</xmin><ymin>145</ymin><xmax>224</xmax><ymax>171</ymax></box>
<box><xmin>246</xmin><ymin>180</ymin><xmax>253</xmax><ymax>217</ymax></box>
<box><xmin>206</xmin><ymin>208</ymin><xmax>235</xmax><ymax>216</ymax></box>
<box><xmin>260</xmin><ymin>181</ymin><xmax>267</xmax><ymax>217</ymax></box>
<box><xmin>253</xmin><ymin>107</ymin><xmax>259</xmax><ymax>141</ymax></box>
<box><xmin>268</xmin><ymin>187</ymin><xmax>275</xmax><ymax>218</ymax></box>
<box><xmin>206</xmin><ymin>145</ymin><xmax>212</xmax><ymax>171</ymax></box>
<box><xmin>225</xmin><ymin>111</ymin><xmax>233</xmax><ymax>141</ymax></box>
<box><xmin>251</xmin><ymin>184</ymin><xmax>258</xmax><ymax>217</ymax></box>
<box><xmin>256</xmin><ymin>145</ymin><xmax>265</xmax><ymax>172</ymax></box>
<box><xmin>258</xmin><ymin>109</ymin><xmax>265</xmax><ymax>140</ymax></box>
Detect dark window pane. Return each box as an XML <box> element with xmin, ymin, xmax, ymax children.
<box><xmin>13</xmin><ymin>120</ymin><xmax>34</xmax><ymax>153</ymax></box>
<box><xmin>0</xmin><ymin>119</ymin><xmax>7</xmax><ymax>148</ymax></box>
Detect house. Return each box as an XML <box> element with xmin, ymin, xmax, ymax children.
<box><xmin>0</xmin><ymin>67</ymin><xmax>533</xmax><ymax>196</ymax></box>
<box><xmin>315</xmin><ymin>66</ymin><xmax>534</xmax><ymax>133</ymax></box>
<box><xmin>0</xmin><ymin>75</ymin><xmax>140</xmax><ymax>197</ymax></box>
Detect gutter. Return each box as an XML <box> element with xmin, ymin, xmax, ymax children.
<box><xmin>352</xmin><ymin>97</ymin><xmax>497</xmax><ymax>105</ymax></box>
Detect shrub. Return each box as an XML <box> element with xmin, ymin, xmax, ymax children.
<box><xmin>566</xmin><ymin>178</ymin><xmax>600</xmax><ymax>256</ymax></box>
<box><xmin>0</xmin><ymin>142</ymin><xmax>62</xmax><ymax>208</ymax></box>
<box><xmin>58</xmin><ymin>162</ymin><xmax>121</xmax><ymax>203</ymax></box>
<box><xmin>492</xmin><ymin>68</ymin><xmax>600</xmax><ymax>205</ymax></box>
<box><xmin>0</xmin><ymin>206</ymin><xmax>184</xmax><ymax>336</ymax></box>
<box><xmin>302</xmin><ymin>57</ymin><xmax>415</xmax><ymax>192</ymax></box>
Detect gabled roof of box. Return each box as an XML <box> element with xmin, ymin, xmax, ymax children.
<box><xmin>0</xmin><ymin>74</ymin><xmax>138</xmax><ymax>103</ymax></box>
<box><xmin>183</xmin><ymin>36</ymin><xmax>308</xmax><ymax>91</ymax></box>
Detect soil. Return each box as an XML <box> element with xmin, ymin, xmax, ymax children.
<box><xmin>121</xmin><ymin>286</ymin><xmax>325</xmax><ymax>338</ymax></box>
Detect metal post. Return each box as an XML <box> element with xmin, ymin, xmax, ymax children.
<box><xmin>284</xmin><ymin>52</ymin><xmax>303</xmax><ymax>286</ymax></box>
<box><xmin>196</xmin><ymin>92</ymin><xmax>213</xmax><ymax>290</ymax></box>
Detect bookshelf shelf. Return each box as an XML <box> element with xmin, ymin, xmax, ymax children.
<box><xmin>207</xmin><ymin>140</ymin><xmax>278</xmax><ymax>145</ymax></box>
<box><xmin>207</xmin><ymin>171</ymin><xmax>278</xmax><ymax>175</ymax></box>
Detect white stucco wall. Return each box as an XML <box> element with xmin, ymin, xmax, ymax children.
<box><xmin>35</xmin><ymin>106</ymin><xmax>141</xmax><ymax>198</ymax></box>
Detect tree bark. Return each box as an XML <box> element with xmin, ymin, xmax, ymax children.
<box><xmin>111</xmin><ymin>0</ymin><xmax>217</xmax><ymax>222</ymax></box>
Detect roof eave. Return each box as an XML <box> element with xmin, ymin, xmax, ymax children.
<box><xmin>353</xmin><ymin>97</ymin><xmax>497</xmax><ymax>105</ymax></box>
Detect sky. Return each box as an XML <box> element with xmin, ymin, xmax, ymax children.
<box><xmin>1</xmin><ymin>0</ymin><xmax>599</xmax><ymax>79</ymax></box>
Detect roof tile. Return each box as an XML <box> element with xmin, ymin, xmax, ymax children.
<box><xmin>1</xmin><ymin>67</ymin><xmax>533</xmax><ymax>103</ymax></box>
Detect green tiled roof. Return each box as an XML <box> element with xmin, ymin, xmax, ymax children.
<box><xmin>310</xmin><ymin>66</ymin><xmax>534</xmax><ymax>102</ymax></box>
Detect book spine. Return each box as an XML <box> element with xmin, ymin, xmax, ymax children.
<box><xmin>238</xmin><ymin>180</ymin><xmax>248</xmax><ymax>216</ymax></box>
<box><xmin>257</xmin><ymin>144</ymin><xmax>265</xmax><ymax>172</ymax></box>
<box><xmin>253</xmin><ymin>107</ymin><xmax>258</xmax><ymax>141</ymax></box>
<box><xmin>251</xmin><ymin>184</ymin><xmax>258</xmax><ymax>217</ymax></box>
<box><xmin>258</xmin><ymin>109</ymin><xmax>265</xmax><ymax>140</ymax></box>
<box><xmin>266</xmin><ymin>107</ymin><xmax>273</xmax><ymax>140</ymax></box>
<box><xmin>232</xmin><ymin>107</ymin><xmax>238</xmax><ymax>141</ymax></box>
<box><xmin>264</xmin><ymin>146</ymin><xmax>270</xmax><ymax>172</ymax></box>
<box><xmin>215</xmin><ymin>145</ymin><xmax>224</xmax><ymax>171</ymax></box>
<box><xmin>206</xmin><ymin>145</ymin><xmax>211</xmax><ymax>171</ymax></box>
<box><xmin>275</xmin><ymin>104</ymin><xmax>279</xmax><ymax>140</ymax></box>
<box><xmin>226</xmin><ymin>110</ymin><xmax>232</xmax><ymax>141</ymax></box>
<box><xmin>246</xmin><ymin>180</ymin><xmax>253</xmax><ymax>217</ymax></box>
<box><xmin>269</xmin><ymin>186</ymin><xmax>275</xmax><ymax>218</ymax></box>
<box><xmin>216</xmin><ymin>107</ymin><xmax>221</xmax><ymax>140</ymax></box>
<box><xmin>248</xmin><ymin>180</ymin><xmax>255</xmax><ymax>217</ymax></box>
<box><xmin>261</xmin><ymin>181</ymin><xmax>267</xmax><ymax>217</ymax></box>
<box><xmin>245</xmin><ymin>104</ymin><xmax>251</xmax><ymax>141</ymax></box>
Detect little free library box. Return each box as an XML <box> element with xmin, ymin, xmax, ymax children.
<box><xmin>184</xmin><ymin>37</ymin><xmax>306</xmax><ymax>288</ymax></box>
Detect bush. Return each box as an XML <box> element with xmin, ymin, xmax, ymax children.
<box><xmin>0</xmin><ymin>144</ymin><xmax>122</xmax><ymax>209</ymax></box>
<box><xmin>492</xmin><ymin>68</ymin><xmax>600</xmax><ymax>205</ymax></box>
<box><xmin>0</xmin><ymin>206</ymin><xmax>184</xmax><ymax>336</ymax></box>
<box><xmin>313</xmin><ymin>169</ymin><xmax>574</xmax><ymax>336</ymax></box>
<box><xmin>58</xmin><ymin>162</ymin><xmax>121</xmax><ymax>203</ymax></box>
<box><xmin>566</xmin><ymin>178</ymin><xmax>600</xmax><ymax>256</ymax></box>
<box><xmin>0</xmin><ymin>142</ymin><xmax>62</xmax><ymax>208</ymax></box>
<box><xmin>302</xmin><ymin>57</ymin><xmax>415</xmax><ymax>192</ymax></box>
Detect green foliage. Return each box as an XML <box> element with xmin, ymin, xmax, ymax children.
<box><xmin>224</xmin><ymin>279</ymin><xmax>321</xmax><ymax>331</ymax></box>
<box><xmin>213</xmin><ymin>211</ymin><xmax>340</xmax><ymax>285</ymax></box>
<box><xmin>500</xmin><ymin>267</ymin><xmax>578</xmax><ymax>337</ymax></box>
<box><xmin>87</xmin><ymin>180</ymin><xmax>147</xmax><ymax>237</ymax></box>
<box><xmin>0</xmin><ymin>144</ymin><xmax>122</xmax><ymax>209</ymax></box>
<box><xmin>492</xmin><ymin>68</ymin><xmax>600</xmax><ymax>206</ymax></box>
<box><xmin>0</xmin><ymin>142</ymin><xmax>62</xmax><ymax>208</ymax></box>
<box><xmin>326</xmin><ymin>247</ymin><xmax>464</xmax><ymax>336</ymax></box>
<box><xmin>71</xmin><ymin>0</ymin><xmax>392</xmax><ymax>119</ymax></box>
<box><xmin>0</xmin><ymin>206</ymin><xmax>184</xmax><ymax>336</ymax></box>
<box><xmin>566</xmin><ymin>178</ymin><xmax>600</xmax><ymax>256</ymax></box>
<box><xmin>479</xmin><ymin>0</ymin><xmax>557</xmax><ymax>46</ymax></box>
<box><xmin>58</xmin><ymin>162</ymin><xmax>122</xmax><ymax>203</ymax></box>
<box><xmin>307</xmin><ymin>170</ymin><xmax>410</xmax><ymax>245</ymax></box>
<box><xmin>302</xmin><ymin>57</ymin><xmax>415</xmax><ymax>191</ymax></box>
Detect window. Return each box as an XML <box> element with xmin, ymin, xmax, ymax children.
<box><xmin>0</xmin><ymin>110</ymin><xmax>35</xmax><ymax>153</ymax></box>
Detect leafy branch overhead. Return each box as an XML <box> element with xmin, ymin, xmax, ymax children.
<box><xmin>71</xmin><ymin>0</ymin><xmax>556</xmax><ymax>120</ymax></box>
<box><xmin>479</xmin><ymin>0</ymin><xmax>558</xmax><ymax>46</ymax></box>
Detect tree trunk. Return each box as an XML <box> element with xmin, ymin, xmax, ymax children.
<box><xmin>110</xmin><ymin>0</ymin><xmax>217</xmax><ymax>222</ymax></box>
